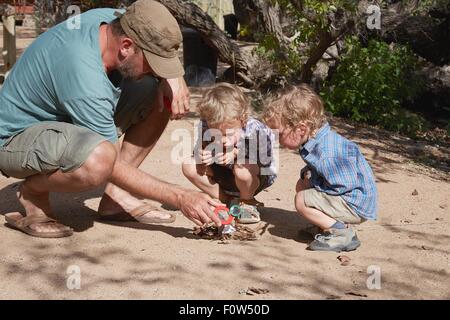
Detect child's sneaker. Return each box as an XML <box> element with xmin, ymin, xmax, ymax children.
<box><xmin>230</xmin><ymin>198</ymin><xmax>263</xmax><ymax>224</ymax></box>
<box><xmin>308</xmin><ymin>227</ymin><xmax>361</xmax><ymax>252</ymax></box>
<box><xmin>298</xmin><ymin>224</ymin><xmax>321</xmax><ymax>238</ymax></box>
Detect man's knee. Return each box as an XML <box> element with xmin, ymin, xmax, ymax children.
<box><xmin>82</xmin><ymin>141</ymin><xmax>117</xmax><ymax>186</ymax></box>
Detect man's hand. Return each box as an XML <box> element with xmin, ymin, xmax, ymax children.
<box><xmin>177</xmin><ymin>191</ymin><xmax>223</xmax><ymax>227</ymax></box>
<box><xmin>158</xmin><ymin>77</ymin><xmax>190</xmax><ymax>120</ymax></box>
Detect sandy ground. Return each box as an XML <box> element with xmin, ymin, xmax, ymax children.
<box><xmin>0</xmin><ymin>115</ymin><xmax>449</xmax><ymax>300</ymax></box>
<box><xmin>0</xmin><ymin>26</ymin><xmax>449</xmax><ymax>300</ymax></box>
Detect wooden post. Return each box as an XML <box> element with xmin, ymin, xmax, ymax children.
<box><xmin>191</xmin><ymin>0</ymin><xmax>235</xmax><ymax>30</ymax></box>
<box><xmin>2</xmin><ymin>5</ymin><xmax>16</xmax><ymax>72</ymax></box>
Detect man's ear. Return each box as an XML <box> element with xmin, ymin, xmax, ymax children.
<box><xmin>119</xmin><ymin>37</ymin><xmax>135</xmax><ymax>58</ymax></box>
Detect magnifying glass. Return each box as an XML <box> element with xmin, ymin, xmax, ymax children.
<box><xmin>229</xmin><ymin>205</ymin><xmax>241</xmax><ymax>218</ymax></box>
<box><xmin>214</xmin><ymin>206</ymin><xmax>234</xmax><ymax>225</ymax></box>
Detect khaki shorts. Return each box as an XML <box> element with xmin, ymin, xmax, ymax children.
<box><xmin>0</xmin><ymin>75</ymin><xmax>159</xmax><ymax>179</ymax></box>
<box><xmin>208</xmin><ymin>163</ymin><xmax>276</xmax><ymax>197</ymax></box>
<box><xmin>303</xmin><ymin>188</ymin><xmax>365</xmax><ymax>224</ymax></box>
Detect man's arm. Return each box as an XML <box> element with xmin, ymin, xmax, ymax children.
<box><xmin>110</xmin><ymin>152</ymin><xmax>222</xmax><ymax>227</ymax></box>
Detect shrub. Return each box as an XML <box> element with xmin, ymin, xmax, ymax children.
<box><xmin>321</xmin><ymin>38</ymin><xmax>426</xmax><ymax>136</ymax></box>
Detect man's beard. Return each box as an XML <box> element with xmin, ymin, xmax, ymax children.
<box><xmin>117</xmin><ymin>55</ymin><xmax>143</xmax><ymax>81</ymax></box>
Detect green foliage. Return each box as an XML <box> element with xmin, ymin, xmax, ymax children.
<box><xmin>255</xmin><ymin>34</ymin><xmax>302</xmax><ymax>76</ymax></box>
<box><xmin>256</xmin><ymin>0</ymin><xmax>358</xmax><ymax>77</ymax></box>
<box><xmin>321</xmin><ymin>38</ymin><xmax>427</xmax><ymax>136</ymax></box>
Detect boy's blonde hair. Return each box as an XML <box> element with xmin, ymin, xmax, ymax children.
<box><xmin>197</xmin><ymin>83</ymin><xmax>250</xmax><ymax>126</ymax></box>
<box><xmin>262</xmin><ymin>84</ymin><xmax>327</xmax><ymax>131</ymax></box>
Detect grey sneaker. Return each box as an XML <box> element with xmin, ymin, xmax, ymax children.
<box><xmin>229</xmin><ymin>198</ymin><xmax>263</xmax><ymax>224</ymax></box>
<box><xmin>236</xmin><ymin>203</ymin><xmax>261</xmax><ymax>224</ymax></box>
<box><xmin>308</xmin><ymin>227</ymin><xmax>361</xmax><ymax>252</ymax></box>
<box><xmin>298</xmin><ymin>224</ymin><xmax>322</xmax><ymax>239</ymax></box>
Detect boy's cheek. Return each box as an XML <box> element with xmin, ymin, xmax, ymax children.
<box><xmin>279</xmin><ymin>136</ymin><xmax>298</xmax><ymax>149</ymax></box>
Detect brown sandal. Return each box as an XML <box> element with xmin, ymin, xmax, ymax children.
<box><xmin>99</xmin><ymin>204</ymin><xmax>176</xmax><ymax>224</ymax></box>
<box><xmin>4</xmin><ymin>212</ymin><xmax>73</xmax><ymax>238</ymax></box>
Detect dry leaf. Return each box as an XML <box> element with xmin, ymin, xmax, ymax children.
<box><xmin>193</xmin><ymin>224</ymin><xmax>258</xmax><ymax>241</ymax></box>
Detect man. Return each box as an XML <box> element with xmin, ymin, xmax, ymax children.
<box><xmin>0</xmin><ymin>0</ymin><xmax>222</xmax><ymax>238</ymax></box>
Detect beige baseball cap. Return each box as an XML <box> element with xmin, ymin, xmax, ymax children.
<box><xmin>116</xmin><ymin>0</ymin><xmax>184</xmax><ymax>78</ymax></box>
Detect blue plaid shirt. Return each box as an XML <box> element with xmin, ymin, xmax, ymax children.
<box><xmin>300</xmin><ymin>123</ymin><xmax>378</xmax><ymax>220</ymax></box>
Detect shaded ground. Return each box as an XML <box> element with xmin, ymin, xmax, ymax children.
<box><xmin>0</xmin><ymin>115</ymin><xmax>448</xmax><ymax>300</ymax></box>
<box><xmin>0</xmin><ymin>25</ymin><xmax>448</xmax><ymax>300</ymax></box>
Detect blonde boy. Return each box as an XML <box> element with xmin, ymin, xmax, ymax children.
<box><xmin>263</xmin><ymin>84</ymin><xmax>377</xmax><ymax>252</ymax></box>
<box><xmin>182</xmin><ymin>83</ymin><xmax>277</xmax><ymax>224</ymax></box>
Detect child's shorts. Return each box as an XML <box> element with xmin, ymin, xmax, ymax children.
<box><xmin>303</xmin><ymin>188</ymin><xmax>365</xmax><ymax>224</ymax></box>
<box><xmin>209</xmin><ymin>163</ymin><xmax>275</xmax><ymax>197</ymax></box>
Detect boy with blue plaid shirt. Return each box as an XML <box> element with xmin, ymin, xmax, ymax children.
<box><xmin>263</xmin><ymin>84</ymin><xmax>377</xmax><ymax>252</ymax></box>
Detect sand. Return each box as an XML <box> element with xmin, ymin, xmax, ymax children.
<box><xmin>0</xmin><ymin>26</ymin><xmax>448</xmax><ymax>300</ymax></box>
<box><xmin>0</xmin><ymin>115</ymin><xmax>448</xmax><ymax>300</ymax></box>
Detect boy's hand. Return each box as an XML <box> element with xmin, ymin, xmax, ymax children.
<box><xmin>300</xmin><ymin>166</ymin><xmax>311</xmax><ymax>180</ymax></box>
<box><xmin>200</xmin><ymin>149</ymin><xmax>215</xmax><ymax>166</ymax></box>
<box><xmin>215</xmin><ymin>147</ymin><xmax>238</xmax><ymax>165</ymax></box>
<box><xmin>297</xmin><ymin>166</ymin><xmax>312</xmax><ymax>192</ymax></box>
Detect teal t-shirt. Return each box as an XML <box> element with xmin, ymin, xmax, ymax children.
<box><xmin>0</xmin><ymin>8</ymin><xmax>122</xmax><ymax>146</ymax></box>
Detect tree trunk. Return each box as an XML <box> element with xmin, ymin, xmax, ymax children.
<box><xmin>233</xmin><ymin>0</ymin><xmax>287</xmax><ymax>47</ymax></box>
<box><xmin>299</xmin><ymin>11</ymin><xmax>355</xmax><ymax>83</ymax></box>
<box><xmin>382</xmin><ymin>13</ymin><xmax>450</xmax><ymax>66</ymax></box>
<box><xmin>156</xmin><ymin>0</ymin><xmax>254</xmax><ymax>86</ymax></box>
<box><xmin>358</xmin><ymin>0</ymin><xmax>450</xmax><ymax>65</ymax></box>
<box><xmin>416</xmin><ymin>63</ymin><xmax>450</xmax><ymax>112</ymax></box>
